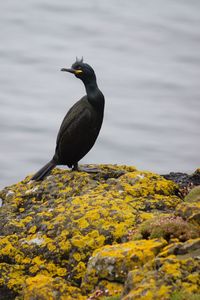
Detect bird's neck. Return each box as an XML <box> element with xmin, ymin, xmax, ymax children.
<box><xmin>85</xmin><ymin>80</ymin><xmax>98</xmax><ymax>98</ymax></box>
<box><xmin>84</xmin><ymin>79</ymin><xmax>104</xmax><ymax>109</ymax></box>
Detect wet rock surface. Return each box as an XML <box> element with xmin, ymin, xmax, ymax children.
<box><xmin>0</xmin><ymin>165</ymin><xmax>199</xmax><ymax>299</ymax></box>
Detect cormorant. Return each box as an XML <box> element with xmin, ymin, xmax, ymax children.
<box><xmin>32</xmin><ymin>57</ymin><xmax>105</xmax><ymax>181</ymax></box>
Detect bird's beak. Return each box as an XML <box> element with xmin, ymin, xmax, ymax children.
<box><xmin>60</xmin><ymin>68</ymin><xmax>83</xmax><ymax>75</ymax></box>
<box><xmin>60</xmin><ymin>68</ymin><xmax>75</xmax><ymax>73</ymax></box>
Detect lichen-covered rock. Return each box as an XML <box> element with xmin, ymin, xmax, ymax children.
<box><xmin>0</xmin><ymin>164</ymin><xmax>199</xmax><ymax>299</ymax></box>
<box><xmin>185</xmin><ymin>186</ymin><xmax>200</xmax><ymax>203</ymax></box>
<box><xmin>121</xmin><ymin>232</ymin><xmax>200</xmax><ymax>299</ymax></box>
<box><xmin>22</xmin><ymin>275</ymin><xmax>86</xmax><ymax>300</ymax></box>
<box><xmin>122</xmin><ymin>256</ymin><xmax>200</xmax><ymax>300</ymax></box>
<box><xmin>176</xmin><ymin>201</ymin><xmax>200</xmax><ymax>226</ymax></box>
<box><xmin>159</xmin><ymin>238</ymin><xmax>200</xmax><ymax>259</ymax></box>
<box><xmin>82</xmin><ymin>238</ymin><xmax>167</xmax><ymax>292</ymax></box>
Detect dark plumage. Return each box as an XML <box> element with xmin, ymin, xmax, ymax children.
<box><xmin>32</xmin><ymin>58</ymin><xmax>105</xmax><ymax>181</ymax></box>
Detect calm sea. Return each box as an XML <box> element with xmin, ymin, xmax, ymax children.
<box><xmin>0</xmin><ymin>0</ymin><xmax>200</xmax><ymax>188</ymax></box>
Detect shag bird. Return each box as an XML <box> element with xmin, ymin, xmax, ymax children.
<box><xmin>32</xmin><ymin>57</ymin><xmax>105</xmax><ymax>181</ymax></box>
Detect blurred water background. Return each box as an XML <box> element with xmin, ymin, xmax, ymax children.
<box><xmin>0</xmin><ymin>0</ymin><xmax>200</xmax><ymax>188</ymax></box>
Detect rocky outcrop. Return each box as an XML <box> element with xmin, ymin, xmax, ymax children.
<box><xmin>0</xmin><ymin>165</ymin><xmax>199</xmax><ymax>300</ymax></box>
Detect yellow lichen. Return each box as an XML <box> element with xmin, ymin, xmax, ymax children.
<box><xmin>0</xmin><ymin>164</ymin><xmax>191</xmax><ymax>299</ymax></box>
<box><xmin>161</xmin><ymin>258</ymin><xmax>181</xmax><ymax>278</ymax></box>
<box><xmin>28</xmin><ymin>225</ymin><xmax>37</xmax><ymax>234</ymax></box>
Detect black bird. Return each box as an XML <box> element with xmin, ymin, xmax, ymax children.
<box><xmin>32</xmin><ymin>58</ymin><xmax>105</xmax><ymax>181</ymax></box>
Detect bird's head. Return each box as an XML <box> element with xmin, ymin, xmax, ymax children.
<box><xmin>61</xmin><ymin>57</ymin><xmax>96</xmax><ymax>83</ymax></box>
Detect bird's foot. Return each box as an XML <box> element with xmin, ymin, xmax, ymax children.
<box><xmin>78</xmin><ymin>166</ymin><xmax>99</xmax><ymax>173</ymax></box>
<box><xmin>72</xmin><ymin>163</ymin><xmax>99</xmax><ymax>173</ymax></box>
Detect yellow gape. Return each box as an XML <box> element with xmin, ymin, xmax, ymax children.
<box><xmin>75</xmin><ymin>69</ymin><xmax>83</xmax><ymax>74</ymax></box>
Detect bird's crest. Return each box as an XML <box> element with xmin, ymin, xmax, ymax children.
<box><xmin>76</xmin><ymin>56</ymin><xmax>84</xmax><ymax>63</ymax></box>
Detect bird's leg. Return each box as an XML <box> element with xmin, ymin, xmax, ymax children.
<box><xmin>72</xmin><ymin>162</ymin><xmax>79</xmax><ymax>171</ymax></box>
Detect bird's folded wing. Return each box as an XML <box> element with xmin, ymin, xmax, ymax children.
<box><xmin>56</xmin><ymin>99</ymin><xmax>92</xmax><ymax>148</ymax></box>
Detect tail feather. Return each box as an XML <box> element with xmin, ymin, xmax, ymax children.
<box><xmin>32</xmin><ymin>160</ymin><xmax>56</xmax><ymax>181</ymax></box>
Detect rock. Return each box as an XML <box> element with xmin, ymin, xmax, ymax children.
<box><xmin>22</xmin><ymin>275</ymin><xmax>85</xmax><ymax>300</ymax></box>
<box><xmin>82</xmin><ymin>238</ymin><xmax>167</xmax><ymax>292</ymax></box>
<box><xmin>162</xmin><ymin>169</ymin><xmax>200</xmax><ymax>198</ymax></box>
<box><xmin>185</xmin><ymin>185</ymin><xmax>200</xmax><ymax>202</ymax></box>
<box><xmin>175</xmin><ymin>238</ymin><xmax>200</xmax><ymax>255</ymax></box>
<box><xmin>190</xmin><ymin>168</ymin><xmax>200</xmax><ymax>186</ymax></box>
<box><xmin>122</xmin><ymin>256</ymin><xmax>200</xmax><ymax>300</ymax></box>
<box><xmin>159</xmin><ymin>238</ymin><xmax>200</xmax><ymax>260</ymax></box>
<box><xmin>176</xmin><ymin>201</ymin><xmax>200</xmax><ymax>226</ymax></box>
<box><xmin>0</xmin><ymin>164</ymin><xmax>199</xmax><ymax>299</ymax></box>
<box><xmin>162</xmin><ymin>169</ymin><xmax>200</xmax><ymax>189</ymax></box>
<box><xmin>162</xmin><ymin>172</ymin><xmax>190</xmax><ymax>187</ymax></box>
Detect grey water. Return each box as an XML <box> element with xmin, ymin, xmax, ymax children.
<box><xmin>0</xmin><ymin>0</ymin><xmax>200</xmax><ymax>188</ymax></box>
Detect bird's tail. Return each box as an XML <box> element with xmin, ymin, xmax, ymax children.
<box><xmin>31</xmin><ymin>160</ymin><xmax>56</xmax><ymax>181</ymax></box>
